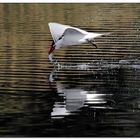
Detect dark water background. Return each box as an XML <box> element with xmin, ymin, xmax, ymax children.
<box><xmin>0</xmin><ymin>3</ymin><xmax>140</xmax><ymax>137</ymax></box>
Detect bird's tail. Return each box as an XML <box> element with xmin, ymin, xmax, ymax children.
<box><xmin>91</xmin><ymin>32</ymin><xmax>111</xmax><ymax>39</ymax></box>
<box><xmin>97</xmin><ymin>32</ymin><xmax>111</xmax><ymax>37</ymax></box>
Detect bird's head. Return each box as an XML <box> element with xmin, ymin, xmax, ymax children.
<box><xmin>48</xmin><ymin>40</ymin><xmax>63</xmax><ymax>55</ymax></box>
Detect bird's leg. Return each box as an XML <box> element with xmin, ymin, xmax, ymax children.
<box><xmin>87</xmin><ymin>39</ymin><xmax>97</xmax><ymax>48</ymax></box>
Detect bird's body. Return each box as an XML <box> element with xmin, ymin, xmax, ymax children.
<box><xmin>48</xmin><ymin>22</ymin><xmax>109</xmax><ymax>62</ymax></box>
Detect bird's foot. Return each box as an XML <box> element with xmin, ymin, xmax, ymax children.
<box><xmin>92</xmin><ymin>43</ymin><xmax>97</xmax><ymax>48</ymax></box>
<box><xmin>87</xmin><ymin>39</ymin><xmax>97</xmax><ymax>48</ymax></box>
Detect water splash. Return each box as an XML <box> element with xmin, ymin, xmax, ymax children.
<box><xmin>48</xmin><ymin>53</ymin><xmax>54</xmax><ymax>62</ymax></box>
<box><xmin>49</xmin><ymin>59</ymin><xmax>140</xmax><ymax>71</ymax></box>
<box><xmin>49</xmin><ymin>58</ymin><xmax>139</xmax><ymax>119</ymax></box>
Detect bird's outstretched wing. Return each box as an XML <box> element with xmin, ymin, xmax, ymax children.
<box><xmin>48</xmin><ymin>22</ymin><xmax>70</xmax><ymax>43</ymax></box>
<box><xmin>62</xmin><ymin>28</ymin><xmax>87</xmax><ymax>46</ymax></box>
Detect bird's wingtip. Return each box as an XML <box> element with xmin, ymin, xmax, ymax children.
<box><xmin>48</xmin><ymin>22</ymin><xmax>53</xmax><ymax>26</ymax></box>
<box><xmin>48</xmin><ymin>22</ymin><xmax>56</xmax><ymax>26</ymax></box>
<box><xmin>48</xmin><ymin>22</ymin><xmax>59</xmax><ymax>25</ymax></box>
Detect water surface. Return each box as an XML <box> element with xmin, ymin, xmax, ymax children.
<box><xmin>0</xmin><ymin>4</ymin><xmax>140</xmax><ymax>137</ymax></box>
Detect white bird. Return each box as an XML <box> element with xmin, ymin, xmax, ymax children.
<box><xmin>48</xmin><ymin>22</ymin><xmax>109</xmax><ymax>61</ymax></box>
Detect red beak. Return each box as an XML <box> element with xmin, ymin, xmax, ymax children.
<box><xmin>48</xmin><ymin>46</ymin><xmax>55</xmax><ymax>55</ymax></box>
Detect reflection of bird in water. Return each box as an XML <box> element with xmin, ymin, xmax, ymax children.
<box><xmin>51</xmin><ymin>82</ymin><xmax>114</xmax><ymax>119</ymax></box>
<box><xmin>48</xmin><ymin>22</ymin><xmax>110</xmax><ymax>62</ymax></box>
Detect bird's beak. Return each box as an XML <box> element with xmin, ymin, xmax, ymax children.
<box><xmin>48</xmin><ymin>45</ymin><xmax>55</xmax><ymax>55</ymax></box>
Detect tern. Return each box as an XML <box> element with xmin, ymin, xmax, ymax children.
<box><xmin>48</xmin><ymin>22</ymin><xmax>109</xmax><ymax>61</ymax></box>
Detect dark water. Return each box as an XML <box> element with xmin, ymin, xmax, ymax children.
<box><xmin>0</xmin><ymin>4</ymin><xmax>140</xmax><ymax>137</ymax></box>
